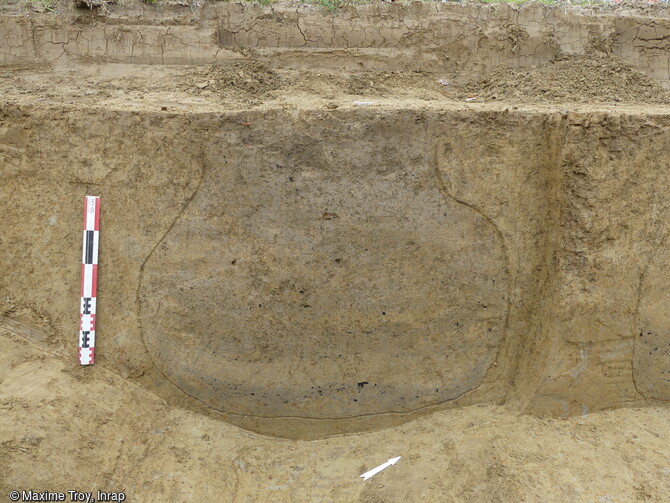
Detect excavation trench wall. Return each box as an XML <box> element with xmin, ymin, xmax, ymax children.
<box><xmin>4</xmin><ymin>3</ymin><xmax>670</xmax><ymax>83</ymax></box>
<box><xmin>1</xmin><ymin>101</ymin><xmax>669</xmax><ymax>438</ymax></box>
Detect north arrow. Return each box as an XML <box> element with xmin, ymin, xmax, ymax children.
<box><xmin>359</xmin><ymin>456</ymin><xmax>401</xmax><ymax>481</ymax></box>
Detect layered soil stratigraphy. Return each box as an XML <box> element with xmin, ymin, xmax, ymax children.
<box><xmin>1</xmin><ymin>1</ymin><xmax>670</xmax><ymax>501</ymax></box>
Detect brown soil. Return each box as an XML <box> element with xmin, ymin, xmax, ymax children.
<box><xmin>1</xmin><ymin>327</ymin><xmax>670</xmax><ymax>502</ymax></box>
<box><xmin>184</xmin><ymin>60</ymin><xmax>282</xmax><ymax>98</ymax></box>
<box><xmin>2</xmin><ymin>1</ymin><xmax>670</xmax><ymax>502</ymax></box>
<box><xmin>461</xmin><ymin>55</ymin><xmax>670</xmax><ymax>104</ymax></box>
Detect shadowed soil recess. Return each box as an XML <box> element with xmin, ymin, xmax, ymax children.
<box><xmin>1</xmin><ymin>0</ymin><xmax>670</xmax><ymax>501</ymax></box>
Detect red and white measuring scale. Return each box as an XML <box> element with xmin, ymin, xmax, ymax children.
<box><xmin>79</xmin><ymin>196</ymin><xmax>100</xmax><ymax>365</ymax></box>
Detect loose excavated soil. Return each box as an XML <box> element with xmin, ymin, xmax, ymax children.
<box><xmin>461</xmin><ymin>54</ymin><xmax>670</xmax><ymax>104</ymax></box>
<box><xmin>2</xmin><ymin>1</ymin><xmax>670</xmax><ymax>501</ymax></box>
<box><xmin>184</xmin><ymin>60</ymin><xmax>282</xmax><ymax>98</ymax></box>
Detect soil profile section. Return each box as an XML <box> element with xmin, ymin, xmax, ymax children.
<box><xmin>2</xmin><ymin>101</ymin><xmax>669</xmax><ymax>437</ymax></box>
<box><xmin>3</xmin><ymin>3</ymin><xmax>670</xmax><ymax>86</ymax></box>
<box><xmin>139</xmin><ymin>110</ymin><xmax>510</xmax><ymax>419</ymax></box>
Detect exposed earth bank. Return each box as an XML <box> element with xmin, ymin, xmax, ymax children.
<box><xmin>1</xmin><ymin>1</ymin><xmax>670</xmax><ymax>501</ymax></box>
<box><xmin>1</xmin><ymin>327</ymin><xmax>669</xmax><ymax>502</ymax></box>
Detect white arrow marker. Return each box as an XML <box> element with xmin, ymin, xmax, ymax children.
<box><xmin>359</xmin><ymin>456</ymin><xmax>401</xmax><ymax>481</ymax></box>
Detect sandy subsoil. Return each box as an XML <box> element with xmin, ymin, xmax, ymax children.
<box><xmin>1</xmin><ymin>56</ymin><xmax>669</xmax><ymax>500</ymax></box>
<box><xmin>2</xmin><ymin>1</ymin><xmax>670</xmax><ymax>501</ymax></box>
<box><xmin>1</xmin><ymin>327</ymin><xmax>669</xmax><ymax>503</ymax></box>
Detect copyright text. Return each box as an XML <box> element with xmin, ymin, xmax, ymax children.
<box><xmin>7</xmin><ymin>490</ymin><xmax>126</xmax><ymax>502</ymax></box>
